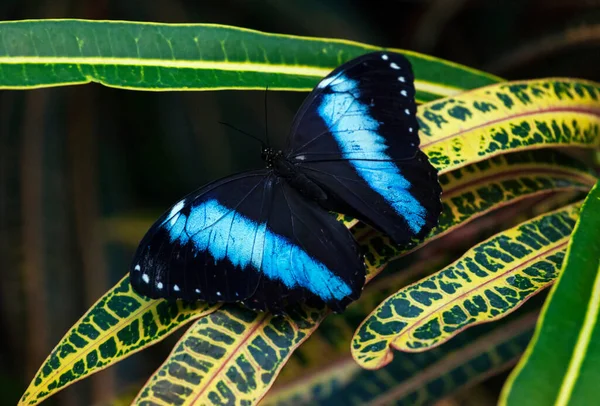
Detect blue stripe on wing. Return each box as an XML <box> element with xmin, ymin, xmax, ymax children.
<box><xmin>159</xmin><ymin>198</ymin><xmax>352</xmax><ymax>301</ymax></box>
<box><xmin>317</xmin><ymin>73</ymin><xmax>427</xmax><ymax>234</ymax></box>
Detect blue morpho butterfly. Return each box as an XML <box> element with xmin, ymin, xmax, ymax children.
<box><xmin>129</xmin><ymin>51</ymin><xmax>442</xmax><ymax>314</ymax></box>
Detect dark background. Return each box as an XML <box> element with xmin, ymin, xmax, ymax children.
<box><xmin>1</xmin><ymin>1</ymin><xmax>599</xmax><ymax>405</ymax></box>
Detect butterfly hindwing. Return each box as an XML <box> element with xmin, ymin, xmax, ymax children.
<box><xmin>285</xmin><ymin>51</ymin><xmax>442</xmax><ymax>245</ymax></box>
<box><xmin>298</xmin><ymin>152</ymin><xmax>441</xmax><ymax>245</ymax></box>
<box><xmin>130</xmin><ymin>170</ymin><xmax>364</xmax><ymax>311</ymax></box>
<box><xmin>242</xmin><ymin>178</ymin><xmax>364</xmax><ymax>313</ymax></box>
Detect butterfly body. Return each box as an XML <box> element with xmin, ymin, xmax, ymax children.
<box><xmin>130</xmin><ymin>51</ymin><xmax>442</xmax><ymax>313</ymax></box>
<box><xmin>267</xmin><ymin>149</ymin><xmax>328</xmax><ymax>203</ymax></box>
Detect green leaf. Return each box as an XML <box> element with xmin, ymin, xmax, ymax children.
<box><xmin>352</xmin><ymin>202</ymin><xmax>584</xmax><ymax>369</ymax></box>
<box><xmin>18</xmin><ymin>277</ymin><xmax>219</xmax><ymax>406</ymax></box>
<box><xmin>0</xmin><ymin>19</ymin><xmax>499</xmax><ymax>101</ymax></box>
<box><xmin>500</xmin><ymin>180</ymin><xmax>600</xmax><ymax>406</ymax></box>
<box><xmin>264</xmin><ymin>309</ymin><xmax>539</xmax><ymax>406</ymax></box>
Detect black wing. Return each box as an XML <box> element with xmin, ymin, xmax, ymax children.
<box><xmin>130</xmin><ymin>170</ymin><xmax>364</xmax><ymax>312</ymax></box>
<box><xmin>242</xmin><ymin>177</ymin><xmax>364</xmax><ymax>313</ymax></box>
<box><xmin>284</xmin><ymin>51</ymin><xmax>442</xmax><ymax>245</ymax></box>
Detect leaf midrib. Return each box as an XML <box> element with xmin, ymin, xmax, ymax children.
<box><xmin>188</xmin><ymin>312</ymin><xmax>270</xmax><ymax>404</ymax></box>
<box><xmin>0</xmin><ymin>56</ymin><xmax>331</xmax><ymax>76</ymax></box>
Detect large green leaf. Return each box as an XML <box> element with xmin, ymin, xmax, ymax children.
<box><xmin>500</xmin><ymin>181</ymin><xmax>600</xmax><ymax>406</ymax></box>
<box><xmin>0</xmin><ymin>19</ymin><xmax>500</xmax><ymax>102</ymax></box>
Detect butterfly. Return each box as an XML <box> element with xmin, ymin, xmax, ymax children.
<box><xmin>129</xmin><ymin>51</ymin><xmax>442</xmax><ymax>314</ymax></box>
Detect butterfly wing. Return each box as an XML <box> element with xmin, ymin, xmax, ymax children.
<box><xmin>286</xmin><ymin>51</ymin><xmax>420</xmax><ymax>162</ymax></box>
<box><xmin>285</xmin><ymin>51</ymin><xmax>442</xmax><ymax>245</ymax></box>
<box><xmin>241</xmin><ymin>178</ymin><xmax>364</xmax><ymax>313</ymax></box>
<box><xmin>130</xmin><ymin>170</ymin><xmax>271</xmax><ymax>304</ymax></box>
<box><xmin>130</xmin><ymin>170</ymin><xmax>364</xmax><ymax>312</ymax></box>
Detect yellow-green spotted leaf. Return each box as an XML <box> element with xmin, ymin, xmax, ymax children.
<box><xmin>264</xmin><ymin>310</ymin><xmax>539</xmax><ymax>406</ymax></box>
<box><xmin>418</xmin><ymin>79</ymin><xmax>600</xmax><ymax>173</ymax></box>
<box><xmin>352</xmin><ymin>202</ymin><xmax>584</xmax><ymax>369</ymax></box>
<box><xmin>18</xmin><ymin>277</ymin><xmax>218</xmax><ymax>406</ymax></box>
<box><xmin>276</xmin><ymin>251</ymin><xmax>452</xmax><ymax>386</ymax></box>
<box><xmin>133</xmin><ymin>304</ymin><xmax>324</xmax><ymax>405</ymax></box>
<box><xmin>500</xmin><ymin>181</ymin><xmax>600</xmax><ymax>406</ymax></box>
<box><xmin>0</xmin><ymin>19</ymin><xmax>499</xmax><ymax>102</ymax></box>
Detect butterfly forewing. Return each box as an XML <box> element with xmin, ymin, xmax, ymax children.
<box><xmin>130</xmin><ymin>171</ymin><xmax>272</xmax><ymax>303</ymax></box>
<box><xmin>286</xmin><ymin>51</ymin><xmax>420</xmax><ymax>162</ymax></box>
<box><xmin>286</xmin><ymin>51</ymin><xmax>442</xmax><ymax>245</ymax></box>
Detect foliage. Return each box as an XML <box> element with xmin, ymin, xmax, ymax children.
<box><xmin>2</xmin><ymin>19</ymin><xmax>598</xmax><ymax>406</ymax></box>
<box><xmin>0</xmin><ymin>19</ymin><xmax>497</xmax><ymax>102</ymax></box>
<box><xmin>500</xmin><ymin>180</ymin><xmax>600</xmax><ymax>406</ymax></box>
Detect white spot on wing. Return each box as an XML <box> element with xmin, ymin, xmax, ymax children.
<box><xmin>381</xmin><ymin>54</ymin><xmax>389</xmax><ymax>60</ymax></box>
<box><xmin>390</xmin><ymin>62</ymin><xmax>400</xmax><ymax>69</ymax></box>
<box><xmin>142</xmin><ymin>274</ymin><xmax>149</xmax><ymax>283</ymax></box>
<box><xmin>317</xmin><ymin>74</ymin><xmax>337</xmax><ymax>89</ymax></box>
<box><xmin>168</xmin><ymin>200</ymin><xmax>186</xmax><ymax>226</ymax></box>
<box><xmin>409</xmin><ymin>127</ymin><xmax>414</xmax><ymax>132</ymax></box>
<box><xmin>169</xmin><ymin>200</ymin><xmax>353</xmax><ymax>302</ymax></box>
<box><xmin>398</xmin><ymin>76</ymin><xmax>405</xmax><ymax>82</ymax></box>
<box><xmin>295</xmin><ymin>155</ymin><xmax>306</xmax><ymax>161</ymax></box>
<box><xmin>134</xmin><ymin>264</ymin><xmax>141</xmax><ymax>271</ymax></box>
<box><xmin>400</xmin><ymin>90</ymin><xmax>407</xmax><ymax>96</ymax></box>
<box><xmin>173</xmin><ymin>284</ymin><xmax>180</xmax><ymax>292</ymax></box>
<box><xmin>405</xmin><ymin>108</ymin><xmax>410</xmax><ymax>115</ymax></box>
<box><xmin>195</xmin><ymin>288</ymin><xmax>201</xmax><ymax>294</ymax></box>
<box><xmin>157</xmin><ymin>282</ymin><xmax>163</xmax><ymax>290</ymax></box>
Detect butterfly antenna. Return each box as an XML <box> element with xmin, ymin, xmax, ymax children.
<box><xmin>218</xmin><ymin>121</ymin><xmax>266</xmax><ymax>147</ymax></box>
<box><xmin>264</xmin><ymin>85</ymin><xmax>271</xmax><ymax>148</ymax></box>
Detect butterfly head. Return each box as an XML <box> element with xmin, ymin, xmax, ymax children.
<box><xmin>261</xmin><ymin>147</ymin><xmax>282</xmax><ymax>168</ymax></box>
